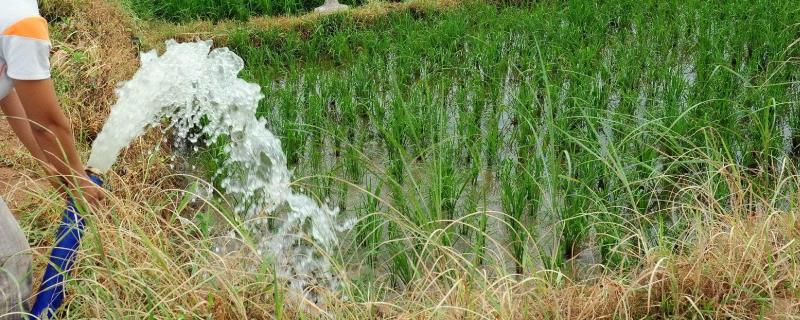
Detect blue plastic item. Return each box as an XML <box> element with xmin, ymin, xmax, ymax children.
<box><xmin>29</xmin><ymin>174</ymin><xmax>103</xmax><ymax>319</ymax></box>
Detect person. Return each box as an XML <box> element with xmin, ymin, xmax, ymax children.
<box><xmin>0</xmin><ymin>198</ymin><xmax>31</xmax><ymax>319</ymax></box>
<box><xmin>1</xmin><ymin>0</ymin><xmax>104</xmax><ymax>318</ymax></box>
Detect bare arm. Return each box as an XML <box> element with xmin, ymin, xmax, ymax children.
<box><xmin>12</xmin><ymin>78</ymin><xmax>102</xmax><ymax>203</ymax></box>
<box><xmin>0</xmin><ymin>89</ymin><xmax>62</xmax><ymax>190</ymax></box>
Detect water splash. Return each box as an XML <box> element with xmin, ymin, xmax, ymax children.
<box><xmin>781</xmin><ymin>118</ymin><xmax>794</xmax><ymax>157</ymax></box>
<box><xmin>88</xmin><ymin>40</ymin><xmax>351</xmax><ymax>296</ymax></box>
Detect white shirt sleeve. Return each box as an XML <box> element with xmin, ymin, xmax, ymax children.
<box><xmin>0</xmin><ymin>36</ymin><xmax>51</xmax><ymax>81</ymax></box>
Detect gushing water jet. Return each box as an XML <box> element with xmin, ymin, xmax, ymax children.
<box><xmin>88</xmin><ymin>40</ymin><xmax>351</xmax><ymax>300</ymax></box>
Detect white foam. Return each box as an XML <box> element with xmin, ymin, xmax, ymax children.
<box><xmin>89</xmin><ymin>40</ymin><xmax>349</xmax><ymax>295</ymax></box>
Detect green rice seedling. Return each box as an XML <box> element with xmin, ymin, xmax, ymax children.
<box><xmin>386</xmin><ymin>222</ymin><xmax>417</xmax><ymax>285</ymax></box>
<box><xmin>354</xmin><ymin>182</ymin><xmax>383</xmax><ymax>266</ymax></box>
<box><xmin>128</xmin><ymin>0</ymin><xmax>800</xmax><ymax>290</ymax></box>
<box><xmin>499</xmin><ymin>160</ymin><xmax>528</xmax><ymax>274</ymax></box>
<box><xmin>559</xmin><ymin>169</ymin><xmax>589</xmax><ymax>263</ymax></box>
<box><xmin>343</xmin><ymin>137</ymin><xmax>366</xmax><ymax>182</ymax></box>
<box><xmin>472</xmin><ymin>198</ymin><xmax>489</xmax><ymax>267</ymax></box>
<box><xmin>273</xmin><ymin>267</ymin><xmax>285</xmax><ymax>320</ymax></box>
<box><xmin>483</xmin><ymin>105</ymin><xmax>500</xmax><ymax>168</ymax></box>
<box><xmin>425</xmin><ymin>142</ymin><xmax>470</xmax><ymax>247</ymax></box>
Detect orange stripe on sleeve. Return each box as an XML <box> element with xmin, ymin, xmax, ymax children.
<box><xmin>2</xmin><ymin>16</ymin><xmax>50</xmax><ymax>41</ymax></box>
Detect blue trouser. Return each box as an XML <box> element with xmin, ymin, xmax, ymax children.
<box><xmin>29</xmin><ymin>175</ymin><xmax>102</xmax><ymax>319</ymax></box>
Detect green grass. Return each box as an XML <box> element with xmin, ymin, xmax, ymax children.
<box><xmin>126</xmin><ymin>0</ymin><xmax>800</xmax><ymax>297</ymax></box>
<box><xmin>202</xmin><ymin>0</ymin><xmax>800</xmax><ymax>279</ymax></box>
<box><xmin>30</xmin><ymin>0</ymin><xmax>800</xmax><ymax>317</ymax></box>
<box><xmin>125</xmin><ymin>0</ymin><xmax>374</xmax><ymax>22</ymax></box>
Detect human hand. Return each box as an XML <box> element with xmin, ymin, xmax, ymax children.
<box><xmin>75</xmin><ymin>174</ymin><xmax>105</xmax><ymax>207</ymax></box>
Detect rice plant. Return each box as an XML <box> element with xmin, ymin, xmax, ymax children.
<box><xmin>218</xmin><ymin>0</ymin><xmax>800</xmax><ymax>279</ymax></box>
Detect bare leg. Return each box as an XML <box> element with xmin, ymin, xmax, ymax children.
<box><xmin>0</xmin><ymin>197</ymin><xmax>32</xmax><ymax>319</ymax></box>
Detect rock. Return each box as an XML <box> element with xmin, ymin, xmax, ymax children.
<box><xmin>315</xmin><ymin>0</ymin><xmax>349</xmax><ymax>14</ymax></box>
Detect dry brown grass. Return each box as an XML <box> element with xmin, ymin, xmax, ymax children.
<box><xmin>43</xmin><ymin>0</ymin><xmax>176</xmax><ymax>189</ymax></box>
<box><xmin>44</xmin><ymin>0</ymin><xmax>139</xmax><ymax>129</ymax></box>
<box><xmin>25</xmin><ymin>173</ymin><xmax>795</xmax><ymax>319</ymax></box>
<box><xmin>16</xmin><ymin>0</ymin><xmax>800</xmax><ymax>319</ymax></box>
<box><xmin>316</xmin><ymin>200</ymin><xmax>800</xmax><ymax>319</ymax></box>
